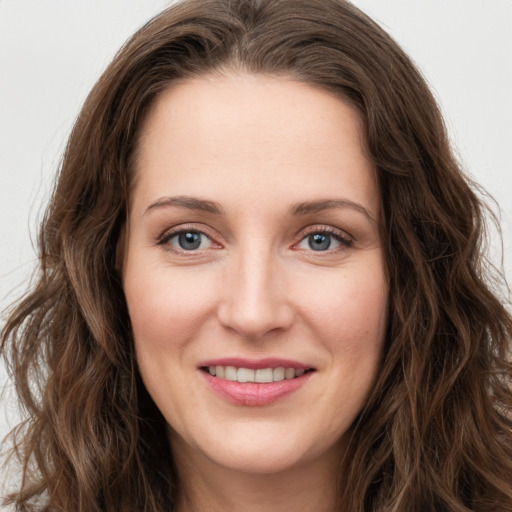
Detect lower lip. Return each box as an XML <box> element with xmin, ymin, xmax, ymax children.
<box><xmin>201</xmin><ymin>371</ymin><xmax>313</xmax><ymax>406</ymax></box>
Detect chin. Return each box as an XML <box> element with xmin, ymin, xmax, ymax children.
<box><xmin>214</xmin><ymin>445</ymin><xmax>307</xmax><ymax>474</ymax></box>
<box><xmin>170</xmin><ymin>421</ymin><xmax>343</xmax><ymax>477</ymax></box>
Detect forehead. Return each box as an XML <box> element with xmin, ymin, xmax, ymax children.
<box><xmin>131</xmin><ymin>72</ymin><xmax>379</xmax><ymax>219</ymax></box>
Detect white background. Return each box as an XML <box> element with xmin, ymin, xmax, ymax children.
<box><xmin>1</xmin><ymin>0</ymin><xmax>511</xmax><ymax>498</ymax></box>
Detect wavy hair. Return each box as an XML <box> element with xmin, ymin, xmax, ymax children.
<box><xmin>2</xmin><ymin>0</ymin><xmax>512</xmax><ymax>510</ymax></box>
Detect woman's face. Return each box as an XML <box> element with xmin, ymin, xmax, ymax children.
<box><xmin>121</xmin><ymin>72</ymin><xmax>388</xmax><ymax>475</ymax></box>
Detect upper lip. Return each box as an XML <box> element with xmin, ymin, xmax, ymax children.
<box><xmin>198</xmin><ymin>357</ymin><xmax>313</xmax><ymax>370</ymax></box>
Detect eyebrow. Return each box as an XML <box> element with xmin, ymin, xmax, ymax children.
<box><xmin>289</xmin><ymin>199</ymin><xmax>377</xmax><ymax>223</ymax></box>
<box><xmin>144</xmin><ymin>195</ymin><xmax>376</xmax><ymax>223</ymax></box>
<box><xmin>144</xmin><ymin>196</ymin><xmax>225</xmax><ymax>215</ymax></box>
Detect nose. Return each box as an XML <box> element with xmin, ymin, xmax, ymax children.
<box><xmin>217</xmin><ymin>246</ymin><xmax>294</xmax><ymax>339</ymax></box>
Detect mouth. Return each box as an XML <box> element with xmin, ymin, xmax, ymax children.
<box><xmin>198</xmin><ymin>358</ymin><xmax>316</xmax><ymax>405</ymax></box>
<box><xmin>200</xmin><ymin>365</ymin><xmax>315</xmax><ymax>383</ymax></box>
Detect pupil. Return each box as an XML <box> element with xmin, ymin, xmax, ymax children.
<box><xmin>179</xmin><ymin>232</ymin><xmax>201</xmax><ymax>250</ymax></box>
<box><xmin>309</xmin><ymin>233</ymin><xmax>331</xmax><ymax>251</ymax></box>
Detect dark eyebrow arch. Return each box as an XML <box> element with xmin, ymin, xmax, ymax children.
<box><xmin>144</xmin><ymin>195</ymin><xmax>225</xmax><ymax>216</ymax></box>
<box><xmin>289</xmin><ymin>199</ymin><xmax>377</xmax><ymax>223</ymax></box>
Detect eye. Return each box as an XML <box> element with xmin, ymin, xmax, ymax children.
<box><xmin>161</xmin><ymin>230</ymin><xmax>213</xmax><ymax>251</ymax></box>
<box><xmin>296</xmin><ymin>229</ymin><xmax>351</xmax><ymax>252</ymax></box>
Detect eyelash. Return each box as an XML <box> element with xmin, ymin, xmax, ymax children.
<box><xmin>295</xmin><ymin>226</ymin><xmax>353</xmax><ymax>253</ymax></box>
<box><xmin>157</xmin><ymin>224</ymin><xmax>353</xmax><ymax>254</ymax></box>
<box><xmin>157</xmin><ymin>224</ymin><xmax>220</xmax><ymax>254</ymax></box>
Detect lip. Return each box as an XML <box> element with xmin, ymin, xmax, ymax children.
<box><xmin>200</xmin><ymin>370</ymin><xmax>313</xmax><ymax>406</ymax></box>
<box><xmin>199</xmin><ymin>357</ymin><xmax>312</xmax><ymax>370</ymax></box>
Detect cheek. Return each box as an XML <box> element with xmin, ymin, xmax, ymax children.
<box><xmin>123</xmin><ymin>264</ymin><xmax>218</xmax><ymax>429</ymax></box>
<box><xmin>124</xmin><ymin>264</ymin><xmax>218</xmax><ymax>353</ymax></box>
<box><xmin>342</xmin><ymin>284</ymin><xmax>387</xmax><ymax>348</ymax></box>
<box><xmin>300</xmin><ymin>266</ymin><xmax>388</xmax><ymax>355</ymax></box>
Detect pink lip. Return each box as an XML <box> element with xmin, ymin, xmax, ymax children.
<box><xmin>199</xmin><ymin>357</ymin><xmax>312</xmax><ymax>370</ymax></box>
<box><xmin>201</xmin><ymin>372</ymin><xmax>312</xmax><ymax>406</ymax></box>
<box><xmin>199</xmin><ymin>367</ymin><xmax>314</xmax><ymax>407</ymax></box>
<box><xmin>198</xmin><ymin>358</ymin><xmax>315</xmax><ymax>406</ymax></box>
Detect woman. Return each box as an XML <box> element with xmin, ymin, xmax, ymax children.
<box><xmin>2</xmin><ymin>0</ymin><xmax>511</xmax><ymax>510</ymax></box>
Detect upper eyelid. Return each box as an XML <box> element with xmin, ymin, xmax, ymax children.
<box><xmin>158</xmin><ymin>228</ymin><xmax>220</xmax><ymax>255</ymax></box>
<box><xmin>158</xmin><ymin>223</ymin><xmax>218</xmax><ymax>243</ymax></box>
<box><xmin>165</xmin><ymin>230</ymin><xmax>211</xmax><ymax>243</ymax></box>
<box><xmin>296</xmin><ymin>224</ymin><xmax>353</xmax><ymax>241</ymax></box>
<box><xmin>292</xmin><ymin>226</ymin><xmax>354</xmax><ymax>254</ymax></box>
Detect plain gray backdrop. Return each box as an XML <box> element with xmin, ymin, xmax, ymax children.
<box><xmin>1</xmin><ymin>0</ymin><xmax>511</xmax><ymax>500</ymax></box>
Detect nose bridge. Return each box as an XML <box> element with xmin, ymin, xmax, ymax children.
<box><xmin>218</xmin><ymin>241</ymin><xmax>292</xmax><ymax>338</ymax></box>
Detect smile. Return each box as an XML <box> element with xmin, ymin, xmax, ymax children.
<box><xmin>199</xmin><ymin>359</ymin><xmax>316</xmax><ymax>406</ymax></box>
<box><xmin>202</xmin><ymin>366</ymin><xmax>312</xmax><ymax>383</ymax></box>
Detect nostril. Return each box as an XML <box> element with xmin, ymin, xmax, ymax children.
<box><xmin>217</xmin><ymin>301</ymin><xmax>294</xmax><ymax>339</ymax></box>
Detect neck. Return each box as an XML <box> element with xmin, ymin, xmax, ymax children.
<box><xmin>172</xmin><ymin>439</ymin><xmax>342</xmax><ymax>512</ymax></box>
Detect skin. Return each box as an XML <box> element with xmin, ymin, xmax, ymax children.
<box><xmin>121</xmin><ymin>72</ymin><xmax>388</xmax><ymax>512</ymax></box>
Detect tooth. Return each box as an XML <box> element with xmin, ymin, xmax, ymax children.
<box><xmin>237</xmin><ymin>368</ymin><xmax>255</xmax><ymax>382</ymax></box>
<box><xmin>211</xmin><ymin>365</ymin><xmax>306</xmax><ymax>382</ymax></box>
<box><xmin>225</xmin><ymin>366</ymin><xmax>237</xmax><ymax>381</ymax></box>
<box><xmin>255</xmin><ymin>368</ymin><xmax>273</xmax><ymax>383</ymax></box>
<box><xmin>273</xmin><ymin>367</ymin><xmax>285</xmax><ymax>381</ymax></box>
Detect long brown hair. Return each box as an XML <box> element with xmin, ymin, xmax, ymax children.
<box><xmin>2</xmin><ymin>0</ymin><xmax>511</xmax><ymax>510</ymax></box>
